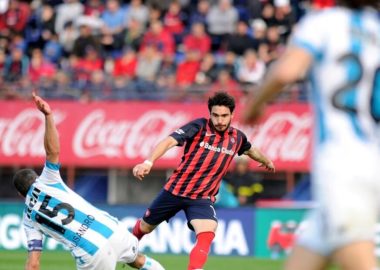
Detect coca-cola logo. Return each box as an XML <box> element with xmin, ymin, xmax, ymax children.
<box><xmin>73</xmin><ymin>110</ymin><xmax>190</xmax><ymax>158</ymax></box>
<box><xmin>240</xmin><ymin>112</ymin><xmax>312</xmax><ymax>162</ymax></box>
<box><xmin>0</xmin><ymin>109</ymin><xmax>65</xmax><ymax>157</ymax></box>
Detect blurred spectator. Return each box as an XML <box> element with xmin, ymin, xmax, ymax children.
<box><xmin>312</xmin><ymin>0</ymin><xmax>335</xmax><ymax>9</ymax></box>
<box><xmin>140</xmin><ymin>20</ymin><xmax>175</xmax><ymax>59</ymax></box>
<box><xmin>236</xmin><ymin>49</ymin><xmax>266</xmax><ymax>85</ymax></box>
<box><xmin>260</xmin><ymin>25</ymin><xmax>285</xmax><ymax>65</ymax></box>
<box><xmin>83</xmin><ymin>70</ymin><xmax>111</xmax><ymax>100</ymax></box>
<box><xmin>194</xmin><ymin>53</ymin><xmax>219</xmax><ymax>86</ymax></box>
<box><xmin>0</xmin><ymin>49</ymin><xmax>6</xmax><ymax>76</ymax></box>
<box><xmin>40</xmin><ymin>4</ymin><xmax>57</xmax><ymax>44</ymax></box>
<box><xmin>112</xmin><ymin>48</ymin><xmax>137</xmax><ymax>78</ymax></box>
<box><xmin>261</xmin><ymin>2</ymin><xmax>277</xmax><ymax>27</ymax></box>
<box><xmin>225</xmin><ymin>20</ymin><xmax>255</xmax><ymax>56</ymax></box>
<box><xmin>207</xmin><ymin>0</ymin><xmax>238</xmax><ymax>50</ymax></box>
<box><xmin>55</xmin><ymin>0</ymin><xmax>84</xmax><ymax>34</ymax></box>
<box><xmin>147</xmin><ymin>5</ymin><xmax>162</xmax><ymax>23</ymax></box>
<box><xmin>214</xmin><ymin>181</ymin><xmax>239</xmax><ymax>208</ymax></box>
<box><xmin>4</xmin><ymin>45</ymin><xmax>29</xmax><ymax>82</ymax></box>
<box><xmin>163</xmin><ymin>1</ymin><xmax>186</xmax><ymax>44</ymax></box>
<box><xmin>72</xmin><ymin>25</ymin><xmax>101</xmax><ymax>58</ymax></box>
<box><xmin>100</xmin><ymin>0</ymin><xmax>127</xmax><ymax>56</ymax></box>
<box><xmin>72</xmin><ymin>46</ymin><xmax>103</xmax><ymax>83</ymax></box>
<box><xmin>176</xmin><ymin>50</ymin><xmax>200</xmax><ymax>87</ymax></box>
<box><xmin>124</xmin><ymin>18</ymin><xmax>144</xmax><ymax>51</ymax></box>
<box><xmin>136</xmin><ymin>45</ymin><xmax>161</xmax><ymax>82</ymax></box>
<box><xmin>0</xmin><ymin>0</ymin><xmax>30</xmax><ymax>36</ymax></box>
<box><xmin>84</xmin><ymin>0</ymin><xmax>105</xmax><ymax>17</ymax></box>
<box><xmin>188</xmin><ymin>0</ymin><xmax>209</xmax><ymax>28</ymax></box>
<box><xmin>43</xmin><ymin>34</ymin><xmax>63</xmax><ymax>65</ymax></box>
<box><xmin>125</xmin><ymin>0</ymin><xmax>149</xmax><ymax>28</ymax></box>
<box><xmin>209</xmin><ymin>69</ymin><xmax>242</xmax><ymax>101</ymax></box>
<box><xmin>220</xmin><ymin>51</ymin><xmax>237</xmax><ymax>79</ymax></box>
<box><xmin>274</xmin><ymin>0</ymin><xmax>296</xmax><ymax>40</ymax></box>
<box><xmin>224</xmin><ymin>156</ymin><xmax>264</xmax><ymax>205</ymax></box>
<box><xmin>182</xmin><ymin>22</ymin><xmax>211</xmax><ymax>58</ymax></box>
<box><xmin>28</xmin><ymin>48</ymin><xmax>57</xmax><ymax>84</ymax></box>
<box><xmin>251</xmin><ymin>18</ymin><xmax>267</xmax><ymax>51</ymax></box>
<box><xmin>59</xmin><ymin>21</ymin><xmax>79</xmax><ymax>55</ymax></box>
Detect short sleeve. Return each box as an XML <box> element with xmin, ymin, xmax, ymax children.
<box><xmin>170</xmin><ymin>118</ymin><xmax>204</xmax><ymax>146</ymax></box>
<box><xmin>237</xmin><ymin>132</ymin><xmax>252</xmax><ymax>156</ymax></box>
<box><xmin>23</xmin><ymin>213</ymin><xmax>43</xmax><ymax>252</ymax></box>
<box><xmin>37</xmin><ymin>161</ymin><xmax>63</xmax><ymax>184</ymax></box>
<box><xmin>290</xmin><ymin>12</ymin><xmax>326</xmax><ymax>60</ymax></box>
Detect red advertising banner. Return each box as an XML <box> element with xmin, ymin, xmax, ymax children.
<box><xmin>0</xmin><ymin>101</ymin><xmax>312</xmax><ymax>171</ymax></box>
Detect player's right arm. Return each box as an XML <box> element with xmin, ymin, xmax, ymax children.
<box><xmin>33</xmin><ymin>93</ymin><xmax>60</xmax><ymax>164</ymax></box>
<box><xmin>133</xmin><ymin>136</ymin><xmax>178</xmax><ymax>180</ymax></box>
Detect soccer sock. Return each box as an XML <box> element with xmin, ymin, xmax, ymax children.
<box><xmin>188</xmin><ymin>231</ymin><xmax>215</xmax><ymax>270</ymax></box>
<box><xmin>132</xmin><ymin>219</ymin><xmax>147</xmax><ymax>240</ymax></box>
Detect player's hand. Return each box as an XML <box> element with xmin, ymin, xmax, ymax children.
<box><xmin>259</xmin><ymin>160</ymin><xmax>275</xmax><ymax>172</ymax></box>
<box><xmin>33</xmin><ymin>92</ymin><xmax>52</xmax><ymax>116</ymax></box>
<box><xmin>132</xmin><ymin>163</ymin><xmax>152</xmax><ymax>181</ymax></box>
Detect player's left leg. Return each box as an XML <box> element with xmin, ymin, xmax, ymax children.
<box><xmin>184</xmin><ymin>198</ymin><xmax>218</xmax><ymax>270</ymax></box>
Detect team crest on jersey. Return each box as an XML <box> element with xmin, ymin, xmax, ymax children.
<box><xmin>230</xmin><ymin>137</ymin><xmax>235</xmax><ymax>144</ymax></box>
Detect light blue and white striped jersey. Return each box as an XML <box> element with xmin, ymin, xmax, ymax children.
<box><xmin>23</xmin><ymin>162</ymin><xmax>119</xmax><ymax>259</ymax></box>
<box><xmin>291</xmin><ymin>7</ymin><xmax>380</xmax><ymax>148</ymax></box>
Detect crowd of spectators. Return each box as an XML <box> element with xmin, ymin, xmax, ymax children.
<box><xmin>0</xmin><ymin>0</ymin><xmax>317</xmax><ymax>102</ymax></box>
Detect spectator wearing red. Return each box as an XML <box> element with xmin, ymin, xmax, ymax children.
<box><xmin>28</xmin><ymin>48</ymin><xmax>57</xmax><ymax>83</ymax></box>
<box><xmin>113</xmin><ymin>49</ymin><xmax>137</xmax><ymax>78</ymax></box>
<box><xmin>163</xmin><ymin>1</ymin><xmax>186</xmax><ymax>43</ymax></box>
<box><xmin>84</xmin><ymin>0</ymin><xmax>105</xmax><ymax>17</ymax></box>
<box><xmin>183</xmin><ymin>22</ymin><xmax>211</xmax><ymax>58</ymax></box>
<box><xmin>140</xmin><ymin>20</ymin><xmax>175</xmax><ymax>58</ymax></box>
<box><xmin>73</xmin><ymin>46</ymin><xmax>103</xmax><ymax>82</ymax></box>
<box><xmin>312</xmin><ymin>0</ymin><xmax>335</xmax><ymax>9</ymax></box>
<box><xmin>0</xmin><ymin>0</ymin><xmax>30</xmax><ymax>35</ymax></box>
<box><xmin>210</xmin><ymin>69</ymin><xmax>243</xmax><ymax>101</ymax></box>
<box><xmin>176</xmin><ymin>50</ymin><xmax>200</xmax><ymax>87</ymax></box>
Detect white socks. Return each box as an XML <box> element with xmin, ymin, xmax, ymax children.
<box><xmin>139</xmin><ymin>255</ymin><xmax>165</xmax><ymax>270</ymax></box>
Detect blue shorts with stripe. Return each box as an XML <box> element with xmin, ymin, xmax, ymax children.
<box><xmin>142</xmin><ymin>189</ymin><xmax>217</xmax><ymax>231</ymax></box>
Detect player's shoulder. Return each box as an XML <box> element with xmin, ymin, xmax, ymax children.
<box><xmin>229</xmin><ymin>126</ymin><xmax>247</xmax><ymax>138</ymax></box>
<box><xmin>300</xmin><ymin>7</ymin><xmax>348</xmax><ymax>25</ymax></box>
<box><xmin>189</xmin><ymin>117</ymin><xmax>208</xmax><ymax>127</ymax></box>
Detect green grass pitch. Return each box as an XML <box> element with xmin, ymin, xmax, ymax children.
<box><xmin>1</xmin><ymin>251</ymin><xmax>283</xmax><ymax>270</ymax></box>
<box><xmin>1</xmin><ymin>251</ymin><xmax>342</xmax><ymax>270</ymax></box>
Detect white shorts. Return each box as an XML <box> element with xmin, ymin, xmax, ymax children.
<box><xmin>297</xmin><ymin>143</ymin><xmax>380</xmax><ymax>255</ymax></box>
<box><xmin>77</xmin><ymin>223</ymin><xmax>139</xmax><ymax>270</ymax></box>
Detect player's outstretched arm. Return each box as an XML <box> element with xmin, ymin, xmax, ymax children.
<box><xmin>32</xmin><ymin>93</ymin><xmax>60</xmax><ymax>164</ymax></box>
<box><xmin>242</xmin><ymin>47</ymin><xmax>312</xmax><ymax>124</ymax></box>
<box><xmin>245</xmin><ymin>147</ymin><xmax>275</xmax><ymax>172</ymax></box>
<box><xmin>25</xmin><ymin>251</ymin><xmax>41</xmax><ymax>270</ymax></box>
<box><xmin>132</xmin><ymin>136</ymin><xmax>178</xmax><ymax>180</ymax></box>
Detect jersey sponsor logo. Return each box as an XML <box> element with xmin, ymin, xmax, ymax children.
<box><xmin>174</xmin><ymin>128</ymin><xmax>185</xmax><ymax>135</ymax></box>
<box><xmin>199</xmin><ymin>141</ymin><xmax>234</xmax><ymax>156</ymax></box>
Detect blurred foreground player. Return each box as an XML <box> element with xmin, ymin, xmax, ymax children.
<box><xmin>14</xmin><ymin>94</ymin><xmax>165</xmax><ymax>270</ymax></box>
<box><xmin>242</xmin><ymin>0</ymin><xmax>380</xmax><ymax>269</ymax></box>
<box><xmin>132</xmin><ymin>92</ymin><xmax>275</xmax><ymax>270</ymax></box>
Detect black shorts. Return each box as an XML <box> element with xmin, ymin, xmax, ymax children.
<box><xmin>142</xmin><ymin>189</ymin><xmax>218</xmax><ymax>231</ymax></box>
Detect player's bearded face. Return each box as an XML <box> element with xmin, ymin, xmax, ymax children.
<box><xmin>210</xmin><ymin>106</ymin><xmax>233</xmax><ymax>132</ymax></box>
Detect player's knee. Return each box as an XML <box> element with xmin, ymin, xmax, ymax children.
<box><xmin>140</xmin><ymin>219</ymin><xmax>156</xmax><ymax>233</ymax></box>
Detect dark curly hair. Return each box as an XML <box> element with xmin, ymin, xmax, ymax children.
<box><xmin>208</xmin><ymin>92</ymin><xmax>236</xmax><ymax>113</ymax></box>
<box><xmin>13</xmin><ymin>169</ymin><xmax>38</xmax><ymax>197</ymax></box>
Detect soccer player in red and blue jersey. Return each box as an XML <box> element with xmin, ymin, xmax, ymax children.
<box><xmin>132</xmin><ymin>92</ymin><xmax>275</xmax><ymax>270</ymax></box>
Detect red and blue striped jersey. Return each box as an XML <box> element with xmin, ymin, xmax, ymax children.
<box><xmin>164</xmin><ymin>118</ymin><xmax>251</xmax><ymax>201</ymax></box>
